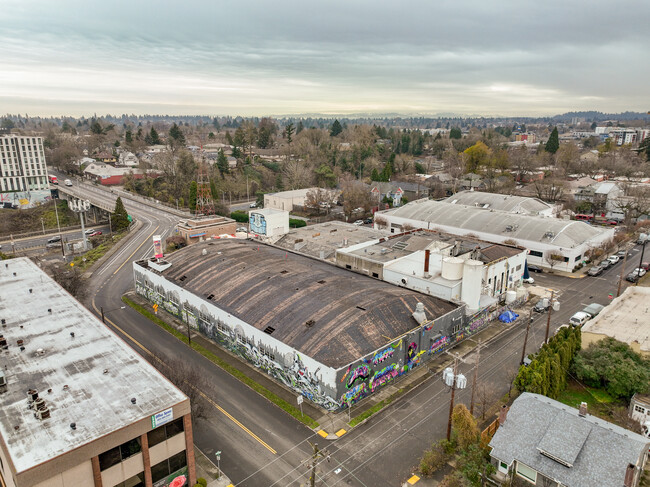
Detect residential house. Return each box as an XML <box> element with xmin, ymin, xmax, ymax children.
<box><xmin>117</xmin><ymin>151</ymin><xmax>139</xmax><ymax>167</ymax></box>
<box><xmin>95</xmin><ymin>151</ymin><xmax>117</xmax><ymax>163</ymax></box>
<box><xmin>489</xmin><ymin>393</ymin><xmax>649</xmax><ymax>487</ymax></box>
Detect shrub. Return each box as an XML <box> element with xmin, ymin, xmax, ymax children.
<box><xmin>419</xmin><ymin>439</ymin><xmax>454</xmax><ymax>476</ymax></box>
<box><xmin>196</xmin><ymin>478</ymin><xmax>208</xmax><ymax>487</ymax></box>
<box><xmin>230</xmin><ymin>211</ymin><xmax>249</xmax><ymax>223</ymax></box>
<box><xmin>289</xmin><ymin>218</ymin><xmax>306</xmax><ymax>228</ymax></box>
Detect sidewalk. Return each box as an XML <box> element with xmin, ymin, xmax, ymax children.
<box><xmin>127</xmin><ymin>290</ymin><xmax>531</xmax><ymax>442</ymax></box>
<box><xmin>194</xmin><ymin>447</ymin><xmax>233</xmax><ymax>487</ymax></box>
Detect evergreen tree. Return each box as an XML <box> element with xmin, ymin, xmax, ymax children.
<box><xmin>168</xmin><ymin>123</ymin><xmax>186</xmax><ymax>147</ymax></box>
<box><xmin>216</xmin><ymin>149</ymin><xmax>229</xmax><ymax>176</ymax></box>
<box><xmin>449</xmin><ymin>127</ymin><xmax>462</xmax><ymax>139</ymax></box>
<box><xmin>371</xmin><ymin>168</ymin><xmax>380</xmax><ymax>181</ymax></box>
<box><xmin>330</xmin><ymin>119</ymin><xmax>343</xmax><ymax>137</ymax></box>
<box><xmin>149</xmin><ymin>127</ymin><xmax>161</xmax><ymax>145</ymax></box>
<box><xmin>296</xmin><ymin>120</ymin><xmax>304</xmax><ymax>134</ymax></box>
<box><xmin>112</xmin><ymin>197</ymin><xmax>130</xmax><ymax>231</ymax></box>
<box><xmin>125</xmin><ymin>129</ymin><xmax>133</xmax><ymax>144</ymax></box>
<box><xmin>90</xmin><ymin>120</ymin><xmax>103</xmax><ymax>135</ymax></box>
<box><xmin>188</xmin><ymin>181</ymin><xmax>197</xmax><ymax>213</ymax></box>
<box><xmin>545</xmin><ymin>127</ymin><xmax>560</xmax><ymax>154</ymax></box>
<box><xmin>380</xmin><ymin>160</ymin><xmax>393</xmax><ymax>182</ymax></box>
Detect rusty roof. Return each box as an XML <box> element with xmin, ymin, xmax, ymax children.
<box><xmin>156</xmin><ymin>239</ymin><xmax>459</xmax><ymax>368</ymax></box>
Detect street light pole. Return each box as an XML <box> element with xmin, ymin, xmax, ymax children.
<box><xmin>636</xmin><ymin>239</ymin><xmax>647</xmax><ymax>286</ymax></box>
<box><xmin>521</xmin><ymin>310</ymin><xmax>533</xmax><ymax>365</ymax></box>
<box><xmin>544</xmin><ymin>290</ymin><xmax>554</xmax><ymax>345</ymax></box>
<box><xmin>446</xmin><ymin>355</ymin><xmax>459</xmax><ymax>441</ymax></box>
<box><xmin>101</xmin><ymin>305</ymin><xmax>125</xmax><ymax>324</ymax></box>
<box><xmin>469</xmin><ymin>339</ymin><xmax>481</xmax><ymax>416</ymax></box>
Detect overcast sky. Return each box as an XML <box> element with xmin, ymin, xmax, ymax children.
<box><xmin>1</xmin><ymin>0</ymin><xmax>648</xmax><ymax>117</ymax></box>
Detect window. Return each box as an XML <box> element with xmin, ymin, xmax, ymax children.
<box><xmin>98</xmin><ymin>438</ymin><xmax>142</xmax><ymax>471</ymax></box>
<box><xmin>515</xmin><ymin>461</ymin><xmax>537</xmax><ymax>483</ymax></box>
<box><xmin>634</xmin><ymin>405</ymin><xmax>646</xmax><ymax>414</ymax></box>
<box><xmin>151</xmin><ymin>451</ymin><xmax>187</xmax><ymax>483</ymax></box>
<box><xmin>529</xmin><ymin>250</ymin><xmax>543</xmax><ymax>258</ymax></box>
<box><xmin>113</xmin><ymin>472</ymin><xmax>145</xmax><ymax>487</ymax></box>
<box><xmin>516</xmin><ymin>264</ymin><xmax>522</xmax><ymax>271</ymax></box>
<box><xmin>147</xmin><ymin>417</ymin><xmax>185</xmax><ymax>448</ymax></box>
<box><xmin>372</xmin><ymin>272</ymin><xmax>379</xmax><ymax>278</ymax></box>
<box><xmin>345</xmin><ymin>265</ymin><xmax>351</xmax><ymax>269</ymax></box>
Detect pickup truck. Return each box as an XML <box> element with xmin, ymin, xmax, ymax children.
<box><xmin>569</xmin><ymin>303</ymin><xmax>604</xmax><ymax>327</ymax></box>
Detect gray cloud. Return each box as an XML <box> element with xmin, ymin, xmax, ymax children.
<box><xmin>0</xmin><ymin>0</ymin><xmax>648</xmax><ymax>116</ymax></box>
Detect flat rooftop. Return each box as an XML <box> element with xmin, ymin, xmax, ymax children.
<box><xmin>344</xmin><ymin>230</ymin><xmax>523</xmax><ymax>264</ymax></box>
<box><xmin>0</xmin><ymin>258</ymin><xmax>187</xmax><ymax>473</ymax></box>
<box><xmin>139</xmin><ymin>239</ymin><xmax>459</xmax><ymax>368</ymax></box>
<box><xmin>272</xmin><ymin>221</ymin><xmax>387</xmax><ymax>262</ymax></box>
<box><xmin>582</xmin><ymin>287</ymin><xmax>650</xmax><ymax>354</ymax></box>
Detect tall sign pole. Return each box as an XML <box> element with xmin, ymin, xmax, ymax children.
<box><xmin>544</xmin><ymin>290</ymin><xmax>555</xmax><ymax>344</ymax></box>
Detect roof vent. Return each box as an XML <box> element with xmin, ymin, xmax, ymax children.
<box><xmin>36</xmin><ymin>348</ymin><xmax>45</xmax><ymax>356</ymax></box>
<box><xmin>19</xmin><ymin>346</ymin><xmax>25</xmax><ymax>352</ymax></box>
<box><xmin>305</xmin><ymin>320</ymin><xmax>315</xmax><ymax>328</ymax></box>
<box><xmin>0</xmin><ymin>336</ymin><xmax>6</xmax><ymax>349</ymax></box>
<box><xmin>317</xmin><ymin>280</ymin><xmax>326</xmax><ymax>284</ymax></box>
<box><xmin>29</xmin><ymin>289</ymin><xmax>32</xmax><ymax>294</ymax></box>
<box><xmin>280</xmin><ymin>270</ymin><xmax>288</xmax><ymax>274</ymax></box>
<box><xmin>263</xmin><ymin>326</ymin><xmax>275</xmax><ymax>334</ymax></box>
<box><xmin>103</xmin><ymin>369</ymin><xmax>109</xmax><ymax>374</ymax></box>
<box><xmin>14</xmin><ymin>425</ymin><xmax>19</xmax><ymax>431</ymax></box>
<box><xmin>17</xmin><ymin>339</ymin><xmax>23</xmax><ymax>346</ymax></box>
<box><xmin>70</xmin><ymin>332</ymin><xmax>75</xmax><ymax>338</ymax></box>
<box><xmin>202</xmin><ymin>249</ymin><xmax>207</xmax><ymax>256</ymax></box>
<box><xmin>179</xmin><ymin>275</ymin><xmax>187</xmax><ymax>282</ymax></box>
<box><xmin>207</xmin><ymin>294</ymin><xmax>215</xmax><ymax>300</ymax></box>
<box><xmin>1</xmin><ymin>319</ymin><xmax>5</xmax><ymax>325</ymax></box>
<box><xmin>70</xmin><ymin>422</ymin><xmax>76</xmax><ymax>430</ymax></box>
<box><xmin>412</xmin><ymin>302</ymin><xmax>427</xmax><ymax>325</ymax></box>
<box><xmin>131</xmin><ymin>397</ymin><xmax>136</xmax><ymax>404</ymax></box>
<box><xmin>27</xmin><ymin>389</ymin><xmax>39</xmax><ymax>403</ymax></box>
<box><xmin>12</xmin><ymin>272</ymin><xmax>16</xmax><ymax>277</ymax></box>
<box><xmin>578</xmin><ymin>402</ymin><xmax>588</xmax><ymax>417</ymax></box>
<box><xmin>356</xmin><ymin>306</ymin><xmax>366</xmax><ymax>311</ymax></box>
<box><xmin>48</xmin><ymin>309</ymin><xmax>52</xmax><ymax>313</ymax></box>
<box><xmin>63</xmin><ymin>384</ymin><xmax>69</xmax><ymax>390</ymax></box>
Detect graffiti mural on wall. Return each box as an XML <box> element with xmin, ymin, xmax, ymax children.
<box><xmin>346</xmin><ymin>365</ymin><xmax>370</xmax><ymax>389</ymax></box>
<box><xmin>372</xmin><ymin>346</ymin><xmax>394</xmax><ymax>365</ymax></box>
<box><xmin>340</xmin><ymin>383</ymin><xmax>367</xmax><ymax>407</ymax></box>
<box><xmin>135</xmin><ymin>273</ymin><xmax>339</xmax><ymax>410</ymax></box>
<box><xmin>429</xmin><ymin>335</ymin><xmax>449</xmax><ymax>355</ymax></box>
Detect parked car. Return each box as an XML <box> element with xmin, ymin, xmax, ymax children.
<box><xmin>615</xmin><ymin>250</ymin><xmax>628</xmax><ymax>258</ymax></box>
<box><xmin>587</xmin><ymin>266</ymin><xmax>603</xmax><ymax>277</ymax></box>
<box><xmin>527</xmin><ymin>264</ymin><xmax>543</xmax><ymax>273</ymax></box>
<box><xmin>88</xmin><ymin>231</ymin><xmax>102</xmax><ymax>237</ymax></box>
<box><xmin>64</xmin><ymin>179</ymin><xmax>73</xmax><ymax>186</ymax></box>
<box><xmin>637</xmin><ymin>233</ymin><xmax>648</xmax><ymax>245</ymax></box>
<box><xmin>642</xmin><ymin>262</ymin><xmax>650</xmax><ymax>271</ymax></box>
<box><xmin>533</xmin><ymin>299</ymin><xmax>550</xmax><ymax>313</ymax></box>
<box><xmin>249</xmin><ymin>202</ymin><xmax>257</xmax><ymax>208</ymax></box>
<box><xmin>47</xmin><ymin>236</ymin><xmax>61</xmax><ymax>243</ymax></box>
<box><xmin>84</xmin><ymin>228</ymin><xmax>96</xmax><ymax>235</ymax></box>
<box><xmin>353</xmin><ymin>220</ymin><xmax>364</xmax><ymax>226</ymax></box>
<box><xmin>236</xmin><ymin>227</ymin><xmax>248</xmax><ymax>233</ymax></box>
<box><xmin>569</xmin><ymin>311</ymin><xmax>591</xmax><ymax>327</ymax></box>
<box><xmin>522</xmin><ymin>277</ymin><xmax>535</xmax><ymax>284</ymax></box>
<box><xmin>633</xmin><ymin>267</ymin><xmax>646</xmax><ymax>277</ymax></box>
<box><xmin>598</xmin><ymin>259</ymin><xmax>612</xmax><ymax>269</ymax></box>
<box><xmin>363</xmin><ymin>218</ymin><xmax>373</xmax><ymax>224</ymax></box>
<box><xmin>626</xmin><ymin>272</ymin><xmax>640</xmax><ymax>283</ymax></box>
<box><xmin>607</xmin><ymin>255</ymin><xmax>620</xmax><ymax>265</ymax></box>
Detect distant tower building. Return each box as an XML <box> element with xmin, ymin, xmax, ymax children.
<box><xmin>0</xmin><ymin>133</ymin><xmax>50</xmax><ymax>201</ymax></box>
<box><xmin>195</xmin><ymin>152</ymin><xmax>215</xmax><ymax>216</ymax></box>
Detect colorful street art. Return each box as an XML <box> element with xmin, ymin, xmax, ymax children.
<box><xmin>372</xmin><ymin>346</ymin><xmax>394</xmax><ymax>365</ymax></box>
<box><xmin>429</xmin><ymin>335</ymin><xmax>449</xmax><ymax>355</ymax></box>
<box><xmin>135</xmin><ymin>272</ymin><xmax>339</xmax><ymax>410</ymax></box>
<box><xmin>346</xmin><ymin>365</ymin><xmax>370</xmax><ymax>388</ymax></box>
<box><xmin>340</xmin><ymin>383</ymin><xmax>367</xmax><ymax>407</ymax></box>
<box><xmin>370</xmin><ymin>364</ymin><xmax>400</xmax><ymax>392</ymax></box>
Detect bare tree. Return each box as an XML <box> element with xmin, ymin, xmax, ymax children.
<box><xmin>476</xmin><ymin>383</ymin><xmax>498</xmax><ymax>420</ymax></box>
<box><xmin>340</xmin><ymin>179</ymin><xmax>372</xmax><ymax>220</ymax></box>
<box><xmin>283</xmin><ymin>160</ymin><xmax>313</xmax><ymax>189</ymax></box>
<box><xmin>543</xmin><ymin>250</ymin><xmax>565</xmax><ymax>272</ymax></box>
<box><xmin>304</xmin><ymin>188</ymin><xmax>335</xmax><ymax>215</ymax></box>
<box><xmin>149</xmin><ymin>356</ymin><xmax>211</xmax><ymax>420</ymax></box>
<box><xmin>533</xmin><ymin>178</ymin><xmax>565</xmax><ymax>202</ymax></box>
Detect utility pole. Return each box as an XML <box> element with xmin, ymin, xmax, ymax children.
<box><xmin>53</xmin><ymin>199</ymin><xmax>64</xmax><ymax>256</ymax></box>
<box><xmin>520</xmin><ymin>310</ymin><xmax>533</xmax><ymax>365</ymax></box>
<box><xmin>544</xmin><ymin>290</ymin><xmax>554</xmax><ymax>345</ymax></box>
<box><xmin>306</xmin><ymin>442</ymin><xmax>329</xmax><ymax>487</ymax></box>
<box><xmin>618</xmin><ymin>249</ymin><xmax>628</xmax><ymax>295</ymax></box>
<box><xmin>469</xmin><ymin>339</ymin><xmax>481</xmax><ymax>416</ymax></box>
<box><xmin>446</xmin><ymin>355</ymin><xmax>459</xmax><ymax>441</ymax></box>
<box><xmin>187</xmin><ymin>321</ymin><xmax>191</xmax><ymax>348</ymax></box>
<box><xmin>637</xmin><ymin>240</ymin><xmax>647</xmax><ymax>286</ymax></box>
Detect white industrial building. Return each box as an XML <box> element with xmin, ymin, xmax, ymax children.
<box><xmin>249</xmin><ymin>208</ymin><xmax>289</xmax><ymax>237</ymax></box>
<box><xmin>0</xmin><ymin>133</ymin><xmax>50</xmax><ymax>207</ymax></box>
<box><xmin>0</xmin><ymin>258</ymin><xmax>195</xmax><ymax>487</ymax></box>
<box><xmin>442</xmin><ymin>191</ymin><xmax>555</xmax><ymax>217</ymax></box>
<box><xmin>264</xmin><ymin>187</ymin><xmax>322</xmax><ymax>212</ymax></box>
<box><xmin>336</xmin><ymin>230</ymin><xmax>528</xmax><ymax>313</ymax></box>
<box><xmin>377</xmin><ymin>199</ymin><xmax>614</xmax><ymax>272</ymax></box>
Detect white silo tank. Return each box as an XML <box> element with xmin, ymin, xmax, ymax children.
<box><xmin>505</xmin><ymin>290</ymin><xmax>517</xmax><ymax>304</ymax></box>
<box><xmin>461</xmin><ymin>259</ymin><xmax>484</xmax><ymax>312</ymax></box>
<box><xmin>442</xmin><ymin>257</ymin><xmax>464</xmax><ymax>280</ymax></box>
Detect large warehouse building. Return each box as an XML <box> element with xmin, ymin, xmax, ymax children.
<box><xmin>0</xmin><ymin>258</ymin><xmax>195</xmax><ymax>487</ymax></box>
<box><xmin>133</xmin><ymin>240</ymin><xmax>465</xmax><ymax>410</ymax></box>
<box><xmin>377</xmin><ymin>198</ymin><xmax>614</xmax><ymax>272</ymax></box>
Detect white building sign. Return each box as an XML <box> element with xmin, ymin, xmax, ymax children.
<box><xmin>151</xmin><ymin>407</ymin><xmax>174</xmax><ymax>428</ymax></box>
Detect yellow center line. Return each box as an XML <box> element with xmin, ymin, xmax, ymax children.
<box><xmin>112</xmin><ymin>224</ymin><xmax>160</xmax><ymax>276</ymax></box>
<box><xmin>91</xmin><ymin>299</ymin><xmax>277</xmax><ymax>455</ymax></box>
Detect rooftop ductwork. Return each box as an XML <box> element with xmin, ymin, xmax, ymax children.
<box><xmin>412</xmin><ymin>302</ymin><xmax>427</xmax><ymax>325</ymax></box>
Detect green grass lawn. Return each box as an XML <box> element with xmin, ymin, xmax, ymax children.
<box><xmin>557</xmin><ymin>380</ymin><xmax>615</xmax><ymax>410</ymax></box>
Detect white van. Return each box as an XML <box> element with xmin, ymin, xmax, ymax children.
<box><xmin>569</xmin><ymin>311</ymin><xmax>590</xmax><ymax>327</ymax></box>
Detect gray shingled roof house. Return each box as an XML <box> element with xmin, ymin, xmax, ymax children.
<box><xmin>489</xmin><ymin>393</ymin><xmax>650</xmax><ymax>487</ymax></box>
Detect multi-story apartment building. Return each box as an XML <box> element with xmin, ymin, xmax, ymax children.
<box><xmin>0</xmin><ymin>132</ymin><xmax>49</xmax><ymax>194</ymax></box>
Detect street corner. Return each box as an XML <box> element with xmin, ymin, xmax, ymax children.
<box><xmin>404</xmin><ymin>474</ymin><xmax>420</xmax><ymax>485</ymax></box>
<box><xmin>316</xmin><ymin>428</ymin><xmax>347</xmax><ymax>440</ymax></box>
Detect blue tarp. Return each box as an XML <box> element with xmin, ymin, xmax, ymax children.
<box><xmin>499</xmin><ymin>310</ymin><xmax>519</xmax><ymax>323</ymax></box>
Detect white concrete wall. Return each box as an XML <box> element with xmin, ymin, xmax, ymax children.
<box><xmin>32</xmin><ymin>461</ymin><xmax>94</xmax><ymax>487</ymax></box>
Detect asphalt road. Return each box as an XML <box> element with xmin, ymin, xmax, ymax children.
<box><xmin>0</xmin><ymin>224</ymin><xmax>111</xmax><ymax>251</ymax></box>
<box><xmin>57</xmin><ymin>177</ymin><xmax>647</xmax><ymax>486</ymax></box>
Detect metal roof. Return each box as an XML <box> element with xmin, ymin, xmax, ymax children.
<box><xmin>444</xmin><ymin>191</ymin><xmax>552</xmax><ymax>214</ymax></box>
<box><xmin>0</xmin><ymin>258</ymin><xmax>187</xmax><ymax>473</ymax></box>
<box><xmin>380</xmin><ymin>199</ymin><xmax>610</xmax><ymax>249</ymax></box>
<box><xmin>152</xmin><ymin>240</ymin><xmax>459</xmax><ymax>368</ymax></box>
